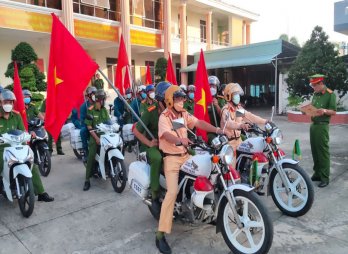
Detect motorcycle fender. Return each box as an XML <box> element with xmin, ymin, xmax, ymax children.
<box><xmin>3</xmin><ymin>164</ymin><xmax>32</xmax><ymax>202</ymax></box>
<box><xmin>215</xmin><ymin>184</ymin><xmax>254</xmax><ymax>234</ymax></box>
<box><xmin>276</xmin><ymin>158</ymin><xmax>299</xmax><ymax>166</ymax></box>
<box><xmin>107</xmin><ymin>149</ymin><xmax>124</xmax><ymax>161</ymax></box>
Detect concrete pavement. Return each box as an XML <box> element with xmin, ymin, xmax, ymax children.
<box><xmin>0</xmin><ymin>111</ymin><xmax>347</xmax><ymax>254</ymax></box>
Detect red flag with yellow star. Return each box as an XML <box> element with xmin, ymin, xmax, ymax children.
<box><xmin>46</xmin><ymin>13</ymin><xmax>98</xmax><ymax>141</ymax></box>
<box><xmin>13</xmin><ymin>61</ymin><xmax>28</xmax><ymax>131</ymax></box>
<box><xmin>194</xmin><ymin>49</ymin><xmax>212</xmax><ymax>141</ymax></box>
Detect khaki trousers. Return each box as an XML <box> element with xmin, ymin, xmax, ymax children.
<box><xmin>158</xmin><ymin>154</ymin><xmax>190</xmax><ymax>234</ymax></box>
<box><xmin>229</xmin><ymin>138</ymin><xmax>242</xmax><ymax>167</ymax></box>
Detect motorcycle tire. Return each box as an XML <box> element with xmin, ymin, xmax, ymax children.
<box><xmin>218</xmin><ymin>190</ymin><xmax>273</xmax><ymax>254</ymax></box>
<box><xmin>38</xmin><ymin>149</ymin><xmax>51</xmax><ymax>177</ymax></box>
<box><xmin>18</xmin><ymin>176</ymin><xmax>35</xmax><ymax>218</ymax></box>
<box><xmin>269</xmin><ymin>163</ymin><xmax>314</xmax><ymax>217</ymax></box>
<box><xmin>73</xmin><ymin>149</ymin><xmax>83</xmax><ymax>160</ymax></box>
<box><xmin>110</xmin><ymin>158</ymin><xmax>127</xmax><ymax>193</ymax></box>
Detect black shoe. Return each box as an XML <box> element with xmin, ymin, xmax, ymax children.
<box><xmin>318</xmin><ymin>181</ymin><xmax>329</xmax><ymax>188</ymax></box>
<box><xmin>151</xmin><ymin>198</ymin><xmax>161</xmax><ymax>217</ymax></box>
<box><xmin>83</xmin><ymin>181</ymin><xmax>90</xmax><ymax>191</ymax></box>
<box><xmin>57</xmin><ymin>151</ymin><xmax>65</xmax><ymax>155</ymax></box>
<box><xmin>38</xmin><ymin>192</ymin><xmax>54</xmax><ymax>202</ymax></box>
<box><xmin>311</xmin><ymin>175</ymin><xmax>321</xmax><ymax>182</ymax></box>
<box><xmin>156</xmin><ymin>236</ymin><xmax>172</xmax><ymax>254</ymax></box>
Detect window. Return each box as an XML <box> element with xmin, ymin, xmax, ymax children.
<box><xmin>200</xmin><ymin>20</ymin><xmax>206</xmax><ymax>43</ymax></box>
<box><xmin>107</xmin><ymin>58</ymin><xmax>117</xmax><ymax>88</ymax></box>
<box><xmin>73</xmin><ymin>0</ymin><xmax>120</xmax><ymax>21</ymax></box>
<box><xmin>11</xmin><ymin>0</ymin><xmax>62</xmax><ymax>9</ymax></box>
<box><xmin>129</xmin><ymin>0</ymin><xmax>163</xmax><ymax>29</ymax></box>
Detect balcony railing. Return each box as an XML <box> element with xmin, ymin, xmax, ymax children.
<box><xmin>174</xmin><ymin>34</ymin><xmax>231</xmax><ymax>47</ymax></box>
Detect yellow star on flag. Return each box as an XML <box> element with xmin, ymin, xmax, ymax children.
<box><xmin>196</xmin><ymin>88</ymin><xmax>206</xmax><ymax>114</ymax></box>
<box><xmin>54</xmin><ymin>66</ymin><xmax>63</xmax><ymax>86</ymax></box>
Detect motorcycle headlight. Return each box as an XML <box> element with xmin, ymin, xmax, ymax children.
<box><xmin>271</xmin><ymin>129</ymin><xmax>283</xmax><ymax>145</ymax></box>
<box><xmin>219</xmin><ymin>144</ymin><xmax>234</xmax><ymax>165</ymax></box>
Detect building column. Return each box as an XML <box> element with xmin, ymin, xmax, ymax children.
<box><xmin>228</xmin><ymin>16</ymin><xmax>233</xmax><ymax>46</ymax></box>
<box><xmin>164</xmin><ymin>0</ymin><xmax>172</xmax><ymax>59</ymax></box>
<box><xmin>61</xmin><ymin>0</ymin><xmax>74</xmax><ymax>35</ymax></box>
<box><xmin>180</xmin><ymin>0</ymin><xmax>187</xmax><ymax>85</ymax></box>
<box><xmin>121</xmin><ymin>0</ymin><xmax>131</xmax><ymax>63</ymax></box>
<box><xmin>242</xmin><ymin>21</ymin><xmax>246</xmax><ymax>45</ymax></box>
<box><xmin>206</xmin><ymin>11</ymin><xmax>212</xmax><ymax>50</ymax></box>
<box><xmin>246</xmin><ymin>22</ymin><xmax>250</xmax><ymax>44</ymax></box>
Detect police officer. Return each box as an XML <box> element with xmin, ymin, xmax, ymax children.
<box><xmin>183</xmin><ymin>84</ymin><xmax>195</xmax><ymax>115</ymax></box>
<box><xmin>40</xmin><ymin>99</ymin><xmax>64</xmax><ymax>155</ymax></box>
<box><xmin>114</xmin><ymin>88</ymin><xmax>133</xmax><ymax>125</ymax></box>
<box><xmin>309</xmin><ymin>74</ymin><xmax>336</xmax><ymax>188</ymax></box>
<box><xmin>0</xmin><ymin>90</ymin><xmax>53</xmax><ymax>202</ymax></box>
<box><xmin>155</xmin><ymin>85</ymin><xmax>231</xmax><ymax>254</ymax></box>
<box><xmin>133</xmin><ymin>82</ymin><xmax>170</xmax><ymax>216</ymax></box>
<box><xmin>23</xmin><ymin>90</ymin><xmax>44</xmax><ymax>121</ymax></box>
<box><xmin>130</xmin><ymin>85</ymin><xmax>146</xmax><ymax>122</ymax></box>
<box><xmin>80</xmin><ymin>86</ymin><xmax>97</xmax><ymax>158</ymax></box>
<box><xmin>83</xmin><ymin>89</ymin><xmax>110</xmax><ymax>191</ymax></box>
<box><xmin>139</xmin><ymin>84</ymin><xmax>157</xmax><ymax>116</ymax></box>
<box><xmin>92</xmin><ymin>73</ymin><xmax>104</xmax><ymax>90</ymax></box>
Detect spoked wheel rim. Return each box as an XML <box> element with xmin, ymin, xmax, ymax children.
<box><xmin>273</xmin><ymin>167</ymin><xmax>308</xmax><ymax>212</ymax></box>
<box><xmin>223</xmin><ymin>196</ymin><xmax>266</xmax><ymax>254</ymax></box>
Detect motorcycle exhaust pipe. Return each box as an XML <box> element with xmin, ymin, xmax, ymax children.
<box><xmin>143</xmin><ymin>198</ymin><xmax>152</xmax><ymax>206</ymax></box>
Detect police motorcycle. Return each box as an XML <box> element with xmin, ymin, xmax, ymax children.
<box><xmin>28</xmin><ymin>118</ymin><xmax>51</xmax><ymax>177</ymax></box>
<box><xmin>128</xmin><ymin>118</ymin><xmax>273</xmax><ymax>254</ymax></box>
<box><xmin>0</xmin><ymin>130</ymin><xmax>35</xmax><ymax>218</ymax></box>
<box><xmin>235</xmin><ymin>107</ymin><xmax>314</xmax><ymax>217</ymax></box>
<box><xmin>86</xmin><ymin>115</ymin><xmax>127</xmax><ymax>193</ymax></box>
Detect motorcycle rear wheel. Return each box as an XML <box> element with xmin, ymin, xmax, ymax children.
<box><xmin>270</xmin><ymin>163</ymin><xmax>314</xmax><ymax>217</ymax></box>
<box><xmin>38</xmin><ymin>149</ymin><xmax>51</xmax><ymax>177</ymax></box>
<box><xmin>110</xmin><ymin>158</ymin><xmax>127</xmax><ymax>193</ymax></box>
<box><xmin>218</xmin><ymin>190</ymin><xmax>273</xmax><ymax>254</ymax></box>
<box><xmin>18</xmin><ymin>176</ymin><xmax>35</xmax><ymax>218</ymax></box>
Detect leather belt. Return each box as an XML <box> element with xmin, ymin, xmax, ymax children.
<box><xmin>228</xmin><ymin>136</ymin><xmax>241</xmax><ymax>141</ymax></box>
<box><xmin>163</xmin><ymin>153</ymin><xmax>187</xmax><ymax>157</ymax></box>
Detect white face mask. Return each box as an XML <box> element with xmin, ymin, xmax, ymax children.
<box><xmin>232</xmin><ymin>94</ymin><xmax>240</xmax><ymax>105</ymax></box>
<box><xmin>210</xmin><ymin>87</ymin><xmax>217</xmax><ymax>96</ymax></box>
<box><xmin>91</xmin><ymin>95</ymin><xmax>96</xmax><ymax>102</ymax></box>
<box><xmin>3</xmin><ymin>104</ymin><xmax>13</xmax><ymax>113</ymax></box>
<box><xmin>149</xmin><ymin>92</ymin><xmax>155</xmax><ymax>99</ymax></box>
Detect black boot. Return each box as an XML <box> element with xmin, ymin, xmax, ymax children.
<box><xmin>83</xmin><ymin>180</ymin><xmax>90</xmax><ymax>191</ymax></box>
<box><xmin>156</xmin><ymin>236</ymin><xmax>172</xmax><ymax>254</ymax></box>
<box><xmin>151</xmin><ymin>198</ymin><xmax>161</xmax><ymax>218</ymax></box>
<box><xmin>57</xmin><ymin>150</ymin><xmax>65</xmax><ymax>155</ymax></box>
<box><xmin>38</xmin><ymin>192</ymin><xmax>54</xmax><ymax>202</ymax></box>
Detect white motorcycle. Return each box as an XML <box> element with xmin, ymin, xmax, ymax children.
<box><xmin>88</xmin><ymin>120</ymin><xmax>127</xmax><ymax>193</ymax></box>
<box><xmin>0</xmin><ymin>130</ymin><xmax>35</xmax><ymax>218</ymax></box>
<box><xmin>128</xmin><ymin>119</ymin><xmax>273</xmax><ymax>254</ymax></box>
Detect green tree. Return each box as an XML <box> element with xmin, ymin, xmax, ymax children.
<box><xmin>4</xmin><ymin>42</ymin><xmax>47</xmax><ymax>92</ymax></box>
<box><xmin>155</xmin><ymin>57</ymin><xmax>167</xmax><ymax>83</ymax></box>
<box><xmin>279</xmin><ymin>34</ymin><xmax>289</xmax><ymax>42</ymax></box>
<box><xmin>287</xmin><ymin>26</ymin><xmax>348</xmax><ymax>99</ymax></box>
<box><xmin>279</xmin><ymin>34</ymin><xmax>300</xmax><ymax>47</ymax></box>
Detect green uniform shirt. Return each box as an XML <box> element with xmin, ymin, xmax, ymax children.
<box><xmin>93</xmin><ymin>79</ymin><xmax>104</xmax><ymax>90</ymax></box>
<box><xmin>25</xmin><ymin>103</ymin><xmax>39</xmax><ymax>121</ymax></box>
<box><xmin>139</xmin><ymin>100</ymin><xmax>158</xmax><ymax>116</ymax></box>
<box><xmin>0</xmin><ymin>111</ymin><xmax>25</xmax><ymax>133</ymax></box>
<box><xmin>85</xmin><ymin>105</ymin><xmax>110</xmax><ymax>130</ymax></box>
<box><xmin>184</xmin><ymin>99</ymin><xmax>194</xmax><ymax>115</ymax></box>
<box><xmin>136</xmin><ymin>104</ymin><xmax>158</xmax><ymax>151</ymax></box>
<box><xmin>311</xmin><ymin>88</ymin><xmax>336</xmax><ymax>123</ymax></box>
<box><xmin>40</xmin><ymin>99</ymin><xmax>46</xmax><ymax>113</ymax></box>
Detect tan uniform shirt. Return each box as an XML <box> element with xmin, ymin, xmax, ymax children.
<box><xmin>158</xmin><ymin>109</ymin><xmax>197</xmax><ymax>154</ymax></box>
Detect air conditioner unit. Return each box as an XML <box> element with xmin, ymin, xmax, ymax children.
<box><xmin>81</xmin><ymin>0</ymin><xmax>110</xmax><ymax>9</ymax></box>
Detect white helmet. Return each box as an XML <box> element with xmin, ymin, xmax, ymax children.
<box><xmin>179</xmin><ymin>84</ymin><xmax>187</xmax><ymax>92</ymax></box>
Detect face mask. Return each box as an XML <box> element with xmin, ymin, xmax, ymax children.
<box><xmin>141</xmin><ymin>93</ymin><xmax>146</xmax><ymax>99</ymax></box>
<box><xmin>232</xmin><ymin>94</ymin><xmax>240</xmax><ymax>105</ymax></box>
<box><xmin>24</xmin><ymin>98</ymin><xmax>31</xmax><ymax>104</ymax></box>
<box><xmin>91</xmin><ymin>95</ymin><xmax>96</xmax><ymax>102</ymax></box>
<box><xmin>126</xmin><ymin>93</ymin><xmax>132</xmax><ymax>99</ymax></box>
<box><xmin>173</xmin><ymin>100</ymin><xmax>185</xmax><ymax>112</ymax></box>
<box><xmin>210</xmin><ymin>87</ymin><xmax>217</xmax><ymax>96</ymax></box>
<box><xmin>2</xmin><ymin>104</ymin><xmax>13</xmax><ymax>113</ymax></box>
<box><xmin>188</xmin><ymin>93</ymin><xmax>194</xmax><ymax>100</ymax></box>
<box><xmin>149</xmin><ymin>92</ymin><xmax>155</xmax><ymax>99</ymax></box>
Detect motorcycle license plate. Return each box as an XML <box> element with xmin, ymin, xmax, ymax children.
<box><xmin>131</xmin><ymin>180</ymin><xmax>147</xmax><ymax>198</ymax></box>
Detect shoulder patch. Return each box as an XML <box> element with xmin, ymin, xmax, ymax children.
<box><xmin>326</xmin><ymin>88</ymin><xmax>333</xmax><ymax>94</ymax></box>
<box><xmin>147</xmin><ymin>105</ymin><xmax>156</xmax><ymax>112</ymax></box>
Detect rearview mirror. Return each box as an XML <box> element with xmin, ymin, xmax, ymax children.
<box><xmin>236</xmin><ymin>108</ymin><xmax>245</xmax><ymax>118</ymax></box>
<box><xmin>172</xmin><ymin>118</ymin><xmax>185</xmax><ymax>130</ymax></box>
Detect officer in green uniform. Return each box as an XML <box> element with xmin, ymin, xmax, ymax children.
<box><xmin>139</xmin><ymin>84</ymin><xmax>157</xmax><ymax>116</ymax></box>
<box><xmin>0</xmin><ymin>90</ymin><xmax>53</xmax><ymax>202</ymax></box>
<box><xmin>184</xmin><ymin>84</ymin><xmax>195</xmax><ymax>115</ymax></box>
<box><xmin>40</xmin><ymin>99</ymin><xmax>64</xmax><ymax>155</ymax></box>
<box><xmin>92</xmin><ymin>73</ymin><xmax>104</xmax><ymax>90</ymax></box>
<box><xmin>23</xmin><ymin>90</ymin><xmax>44</xmax><ymax>121</ymax></box>
<box><xmin>309</xmin><ymin>74</ymin><xmax>336</xmax><ymax>188</ymax></box>
<box><xmin>83</xmin><ymin>89</ymin><xmax>110</xmax><ymax>191</ymax></box>
<box><xmin>133</xmin><ymin>82</ymin><xmax>170</xmax><ymax>215</ymax></box>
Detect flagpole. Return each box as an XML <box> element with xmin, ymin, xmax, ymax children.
<box><xmin>126</xmin><ymin>65</ymin><xmax>141</xmax><ymax>122</ymax></box>
<box><xmin>97</xmin><ymin>69</ymin><xmax>155</xmax><ymax>140</ymax></box>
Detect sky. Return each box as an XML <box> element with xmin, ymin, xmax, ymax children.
<box><xmin>230</xmin><ymin>0</ymin><xmax>347</xmax><ymax>46</ymax></box>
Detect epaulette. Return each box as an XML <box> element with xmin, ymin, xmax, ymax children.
<box><xmin>147</xmin><ymin>105</ymin><xmax>156</xmax><ymax>112</ymax></box>
<box><xmin>326</xmin><ymin>88</ymin><xmax>333</xmax><ymax>94</ymax></box>
<box><xmin>88</xmin><ymin>105</ymin><xmax>94</xmax><ymax>110</ymax></box>
<box><xmin>12</xmin><ymin>110</ymin><xmax>20</xmax><ymax>114</ymax></box>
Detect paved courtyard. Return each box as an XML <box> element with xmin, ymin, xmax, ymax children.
<box><xmin>0</xmin><ymin>109</ymin><xmax>347</xmax><ymax>254</ymax></box>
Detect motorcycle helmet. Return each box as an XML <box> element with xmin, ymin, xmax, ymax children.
<box><xmin>95</xmin><ymin>89</ymin><xmax>106</xmax><ymax>101</ymax></box>
<box><xmin>155</xmin><ymin>81</ymin><xmax>171</xmax><ymax>102</ymax></box>
<box><xmin>145</xmin><ymin>84</ymin><xmax>155</xmax><ymax>93</ymax></box>
<box><xmin>86</xmin><ymin>86</ymin><xmax>97</xmax><ymax>95</ymax></box>
<box><xmin>208</xmin><ymin>76</ymin><xmax>220</xmax><ymax>88</ymax></box>
<box><xmin>1</xmin><ymin>89</ymin><xmax>16</xmax><ymax>101</ymax></box>
<box><xmin>224</xmin><ymin>83</ymin><xmax>244</xmax><ymax>102</ymax></box>
<box><xmin>22</xmin><ymin>89</ymin><xmax>32</xmax><ymax>97</ymax></box>
<box><xmin>138</xmin><ymin>85</ymin><xmax>146</xmax><ymax>93</ymax></box>
<box><xmin>187</xmin><ymin>85</ymin><xmax>195</xmax><ymax>92</ymax></box>
<box><xmin>165</xmin><ymin>85</ymin><xmax>186</xmax><ymax>108</ymax></box>
<box><xmin>179</xmin><ymin>84</ymin><xmax>187</xmax><ymax>92</ymax></box>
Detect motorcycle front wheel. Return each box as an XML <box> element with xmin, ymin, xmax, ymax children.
<box><xmin>270</xmin><ymin>163</ymin><xmax>314</xmax><ymax>217</ymax></box>
<box><xmin>218</xmin><ymin>190</ymin><xmax>273</xmax><ymax>254</ymax></box>
<box><xmin>38</xmin><ymin>149</ymin><xmax>51</xmax><ymax>177</ymax></box>
<box><xmin>17</xmin><ymin>176</ymin><xmax>35</xmax><ymax>218</ymax></box>
<box><xmin>110</xmin><ymin>158</ymin><xmax>127</xmax><ymax>193</ymax></box>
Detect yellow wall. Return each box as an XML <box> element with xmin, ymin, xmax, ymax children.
<box><xmin>231</xmin><ymin>16</ymin><xmax>243</xmax><ymax>46</ymax></box>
